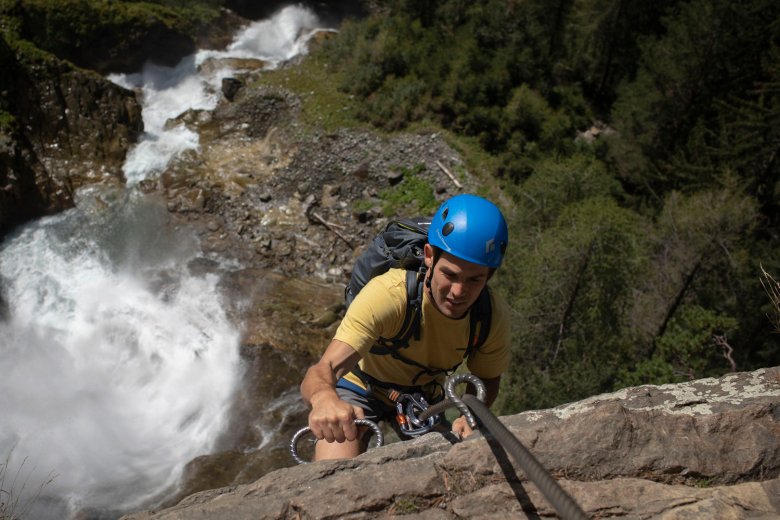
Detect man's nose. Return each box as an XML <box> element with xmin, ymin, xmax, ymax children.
<box><xmin>450</xmin><ymin>281</ymin><xmax>466</xmax><ymax>297</ymax></box>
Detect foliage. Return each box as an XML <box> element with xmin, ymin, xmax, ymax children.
<box><xmin>0</xmin><ymin>111</ymin><xmax>15</xmax><ymax>133</ymax></box>
<box><xmin>497</xmin><ymin>196</ymin><xmax>650</xmax><ymax>411</ymax></box>
<box><xmin>616</xmin><ymin>305</ymin><xmax>739</xmax><ymax>387</ymax></box>
<box><xmin>607</xmin><ymin>0</ymin><xmax>780</xmax><ymax>205</ymax></box>
<box><xmin>0</xmin><ymin>0</ymin><xmax>223</xmax><ymax>70</ymax></box>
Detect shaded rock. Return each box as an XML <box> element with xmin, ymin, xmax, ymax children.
<box><xmin>221</xmin><ymin>77</ymin><xmax>244</xmax><ymax>101</ymax></box>
<box><xmin>0</xmin><ymin>36</ymin><xmax>143</xmax><ymax>236</ymax></box>
<box><xmin>122</xmin><ymin>367</ymin><xmax>780</xmax><ymax>519</ymax></box>
<box><xmin>385</xmin><ymin>167</ymin><xmax>405</xmax><ymax>185</ymax></box>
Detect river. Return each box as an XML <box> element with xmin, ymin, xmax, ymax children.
<box><xmin>0</xmin><ymin>6</ymin><xmax>332</xmax><ymax>520</ymax></box>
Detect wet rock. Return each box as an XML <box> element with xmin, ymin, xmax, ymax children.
<box><xmin>199</xmin><ymin>57</ymin><xmax>268</xmax><ymax>77</ymax></box>
<box><xmin>221</xmin><ymin>77</ymin><xmax>244</xmax><ymax>101</ymax></box>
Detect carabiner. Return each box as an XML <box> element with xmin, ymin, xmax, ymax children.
<box><xmin>396</xmin><ymin>393</ymin><xmax>438</xmax><ymax>437</ymax></box>
<box><xmin>290</xmin><ymin>418</ymin><xmax>384</xmax><ymax>464</ymax></box>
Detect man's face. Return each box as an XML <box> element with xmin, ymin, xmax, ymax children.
<box><xmin>424</xmin><ymin>244</ymin><xmax>491</xmax><ymax>319</ymax></box>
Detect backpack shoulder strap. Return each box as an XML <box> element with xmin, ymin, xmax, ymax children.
<box><xmin>466</xmin><ymin>286</ymin><xmax>492</xmax><ymax>357</ymax></box>
<box><xmin>370</xmin><ymin>267</ymin><xmax>425</xmax><ymax>352</ymax></box>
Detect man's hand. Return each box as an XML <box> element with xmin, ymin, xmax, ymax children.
<box><xmin>308</xmin><ymin>390</ymin><xmax>364</xmax><ymax>443</ymax></box>
<box><xmin>451</xmin><ymin>415</ymin><xmax>474</xmax><ymax>439</ymax></box>
<box><xmin>449</xmin><ymin>374</ymin><xmax>501</xmax><ymax>439</ymax></box>
<box><xmin>300</xmin><ymin>339</ymin><xmax>364</xmax><ymax>444</ymax></box>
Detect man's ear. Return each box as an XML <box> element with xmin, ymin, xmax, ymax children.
<box><xmin>423</xmin><ymin>243</ymin><xmax>434</xmax><ymax>269</ymax></box>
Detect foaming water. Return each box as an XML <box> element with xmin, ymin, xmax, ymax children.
<box><xmin>111</xmin><ymin>4</ymin><xmax>330</xmax><ymax>184</ymax></box>
<box><xmin>110</xmin><ymin>56</ymin><xmax>209</xmax><ymax>183</ymax></box>
<box><xmin>0</xmin><ymin>189</ymin><xmax>242</xmax><ymax>518</ymax></box>
<box><xmin>222</xmin><ymin>5</ymin><xmax>323</xmax><ymax>62</ymax></box>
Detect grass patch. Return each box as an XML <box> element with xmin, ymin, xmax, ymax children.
<box><xmin>250</xmin><ymin>43</ymin><xmax>364</xmax><ymax>133</ymax></box>
<box><xmin>390</xmin><ymin>496</ymin><xmax>424</xmax><ymax>515</ymax></box>
<box><xmin>378</xmin><ymin>164</ymin><xmax>438</xmax><ymax>217</ymax></box>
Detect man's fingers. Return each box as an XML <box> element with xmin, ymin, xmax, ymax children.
<box><xmin>309</xmin><ymin>402</ymin><xmax>359</xmax><ymax>443</ymax></box>
<box><xmin>451</xmin><ymin>416</ymin><xmax>474</xmax><ymax>439</ymax></box>
<box><xmin>341</xmin><ymin>419</ymin><xmax>357</xmax><ymax>441</ymax></box>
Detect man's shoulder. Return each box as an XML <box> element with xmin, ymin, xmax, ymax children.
<box><xmin>364</xmin><ymin>267</ymin><xmax>408</xmax><ymax>290</ymax></box>
<box><xmin>351</xmin><ymin>268</ymin><xmax>409</xmax><ymax>307</ymax></box>
<box><xmin>484</xmin><ymin>287</ymin><xmax>511</xmax><ymax>338</ymax></box>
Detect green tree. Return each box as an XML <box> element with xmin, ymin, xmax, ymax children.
<box><xmin>616</xmin><ymin>305</ymin><xmax>739</xmax><ymax>387</ymax></box>
<box><xmin>629</xmin><ymin>185</ymin><xmax>758</xmax><ymax>344</ymax></box>
<box><xmin>497</xmin><ymin>196</ymin><xmax>649</xmax><ymax>412</ymax></box>
<box><xmin>561</xmin><ymin>0</ymin><xmax>678</xmax><ymax>107</ymax></box>
<box><xmin>607</xmin><ymin>0</ymin><xmax>780</xmax><ymax>201</ymax></box>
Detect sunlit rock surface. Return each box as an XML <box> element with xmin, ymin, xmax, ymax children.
<box><xmin>123</xmin><ymin>367</ymin><xmax>780</xmax><ymax>519</ymax></box>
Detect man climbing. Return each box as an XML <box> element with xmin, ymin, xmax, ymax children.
<box><xmin>300</xmin><ymin>194</ymin><xmax>511</xmax><ymax>460</ymax></box>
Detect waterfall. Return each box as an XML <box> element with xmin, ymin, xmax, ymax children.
<box><xmin>0</xmin><ymin>5</ymin><xmax>329</xmax><ymax>519</ymax></box>
<box><xmin>111</xmin><ymin>5</ymin><xmax>330</xmax><ymax>184</ymax></box>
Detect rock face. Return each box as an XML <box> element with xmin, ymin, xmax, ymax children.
<box><xmin>0</xmin><ymin>36</ymin><xmax>143</xmax><ymax>235</ymax></box>
<box><xmin>122</xmin><ymin>367</ymin><xmax>780</xmax><ymax>519</ymax></box>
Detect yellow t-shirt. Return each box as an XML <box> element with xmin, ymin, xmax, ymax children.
<box><xmin>334</xmin><ymin>268</ymin><xmax>511</xmax><ymax>394</ymax></box>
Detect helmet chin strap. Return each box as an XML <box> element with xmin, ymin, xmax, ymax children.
<box><xmin>425</xmin><ymin>256</ymin><xmax>438</xmax><ymax>293</ymax></box>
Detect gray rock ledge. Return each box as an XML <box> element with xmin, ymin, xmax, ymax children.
<box><xmin>123</xmin><ymin>367</ymin><xmax>780</xmax><ymax>519</ymax></box>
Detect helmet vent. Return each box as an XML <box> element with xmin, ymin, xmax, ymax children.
<box><xmin>442</xmin><ymin>222</ymin><xmax>455</xmax><ymax>236</ymax></box>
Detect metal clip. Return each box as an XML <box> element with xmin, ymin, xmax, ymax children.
<box><xmin>395</xmin><ymin>393</ymin><xmax>438</xmax><ymax>437</ymax></box>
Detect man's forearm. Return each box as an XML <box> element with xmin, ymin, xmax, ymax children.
<box><xmin>470</xmin><ymin>375</ymin><xmax>500</xmax><ymax>408</ymax></box>
<box><xmin>485</xmin><ymin>376</ymin><xmax>500</xmax><ymax>407</ymax></box>
<box><xmin>300</xmin><ymin>362</ymin><xmax>339</xmax><ymax>407</ymax></box>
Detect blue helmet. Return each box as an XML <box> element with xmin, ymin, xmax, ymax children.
<box><xmin>428</xmin><ymin>194</ymin><xmax>508</xmax><ymax>268</ymax></box>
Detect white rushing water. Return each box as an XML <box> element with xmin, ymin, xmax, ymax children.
<box><xmin>0</xmin><ymin>5</ymin><xmax>328</xmax><ymax>519</ymax></box>
<box><xmin>113</xmin><ymin>5</ymin><xmax>327</xmax><ymax>184</ymax></box>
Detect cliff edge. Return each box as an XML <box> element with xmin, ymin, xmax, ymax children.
<box><xmin>123</xmin><ymin>366</ymin><xmax>780</xmax><ymax>519</ymax></box>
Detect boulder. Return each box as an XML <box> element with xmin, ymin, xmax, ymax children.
<box><xmin>121</xmin><ymin>366</ymin><xmax>780</xmax><ymax>519</ymax></box>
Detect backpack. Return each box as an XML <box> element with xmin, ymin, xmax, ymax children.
<box><xmin>345</xmin><ymin>218</ymin><xmax>492</xmax><ymax>383</ymax></box>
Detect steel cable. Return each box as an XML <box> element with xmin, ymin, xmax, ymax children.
<box><xmin>418</xmin><ymin>388</ymin><xmax>588</xmax><ymax>520</ymax></box>
<box><xmin>460</xmin><ymin>394</ymin><xmax>588</xmax><ymax>520</ymax></box>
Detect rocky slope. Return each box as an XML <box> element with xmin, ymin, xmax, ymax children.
<box><xmin>122</xmin><ymin>367</ymin><xmax>780</xmax><ymax>519</ymax></box>
<box><xmin>155</xmin><ymin>80</ymin><xmax>480</xmax><ymax>282</ymax></box>
<box><xmin>0</xmin><ymin>2</ymin><xmax>249</xmax><ymax>237</ymax></box>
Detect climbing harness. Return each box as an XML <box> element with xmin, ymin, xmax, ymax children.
<box><xmin>289</xmin><ymin>418</ymin><xmax>384</xmax><ymax>465</ymax></box>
